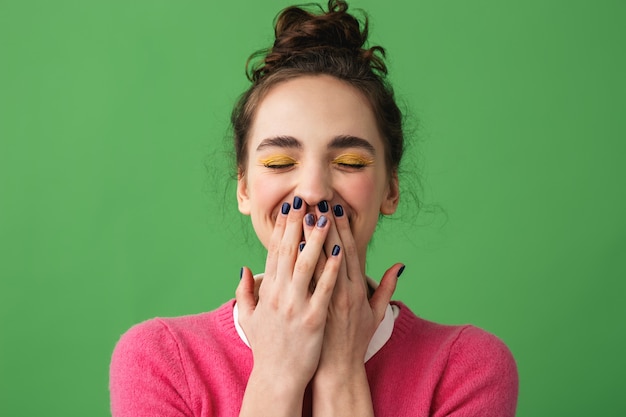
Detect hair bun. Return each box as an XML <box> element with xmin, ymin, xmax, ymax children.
<box><xmin>275</xmin><ymin>1</ymin><xmax>364</xmax><ymax>52</ymax></box>
<box><xmin>248</xmin><ymin>0</ymin><xmax>386</xmax><ymax>82</ymax></box>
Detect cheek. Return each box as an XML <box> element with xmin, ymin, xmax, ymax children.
<box><xmin>249</xmin><ymin>175</ymin><xmax>285</xmax><ymax>208</ymax></box>
<box><xmin>248</xmin><ymin>174</ymin><xmax>291</xmax><ymax>237</ymax></box>
<box><xmin>339</xmin><ymin>175</ymin><xmax>379</xmax><ymax>218</ymax></box>
<box><xmin>337</xmin><ymin>174</ymin><xmax>385</xmax><ymax>244</ymax></box>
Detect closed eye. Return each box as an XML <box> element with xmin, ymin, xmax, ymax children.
<box><xmin>259</xmin><ymin>155</ymin><xmax>298</xmax><ymax>169</ymax></box>
<box><xmin>332</xmin><ymin>154</ymin><xmax>374</xmax><ymax>169</ymax></box>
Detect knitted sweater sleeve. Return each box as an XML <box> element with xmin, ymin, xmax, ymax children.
<box><xmin>109</xmin><ymin>318</ymin><xmax>194</xmax><ymax>417</ymax></box>
<box><xmin>432</xmin><ymin>326</ymin><xmax>519</xmax><ymax>417</ymax></box>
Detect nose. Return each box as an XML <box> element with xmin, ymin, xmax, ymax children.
<box><xmin>295</xmin><ymin>163</ymin><xmax>334</xmax><ymax>207</ymax></box>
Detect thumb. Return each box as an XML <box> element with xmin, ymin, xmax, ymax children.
<box><xmin>369</xmin><ymin>263</ymin><xmax>405</xmax><ymax>322</ymax></box>
<box><xmin>235</xmin><ymin>266</ymin><xmax>256</xmax><ymax>316</ymax></box>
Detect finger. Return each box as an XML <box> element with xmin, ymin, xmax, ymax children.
<box><xmin>235</xmin><ymin>266</ymin><xmax>256</xmax><ymax>316</ymax></box>
<box><xmin>311</xmin><ymin>251</ymin><xmax>327</xmax><ymax>292</ymax></box>
<box><xmin>316</xmin><ymin>201</ymin><xmax>344</xmax><ymax>274</ymax></box>
<box><xmin>293</xmin><ymin>213</ymin><xmax>331</xmax><ymax>291</ymax></box>
<box><xmin>321</xmin><ymin>202</ymin><xmax>350</xmax><ymax>295</ymax></box>
<box><xmin>310</xmin><ymin>242</ymin><xmax>342</xmax><ymax>310</ymax></box>
<box><xmin>332</xmin><ymin>203</ymin><xmax>362</xmax><ymax>286</ymax></box>
<box><xmin>264</xmin><ymin>201</ymin><xmax>291</xmax><ymax>280</ymax></box>
<box><xmin>315</xmin><ymin>200</ymin><xmax>335</xmax><ymax>258</ymax></box>
<box><xmin>301</xmin><ymin>209</ymin><xmax>317</xmax><ymax>246</ymax></box>
<box><xmin>301</xmin><ymin>210</ymin><xmax>326</xmax><ymax>291</ymax></box>
<box><xmin>275</xmin><ymin>196</ymin><xmax>307</xmax><ymax>283</ymax></box>
<box><xmin>369</xmin><ymin>263</ymin><xmax>404</xmax><ymax>322</ymax></box>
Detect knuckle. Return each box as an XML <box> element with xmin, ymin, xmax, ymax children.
<box><xmin>313</xmin><ymin>277</ymin><xmax>334</xmax><ymax>295</ymax></box>
<box><xmin>267</xmin><ymin>240</ymin><xmax>281</xmax><ymax>256</ymax></box>
<box><xmin>344</xmin><ymin>243</ymin><xmax>358</xmax><ymax>259</ymax></box>
<box><xmin>335</xmin><ymin>292</ymin><xmax>353</xmax><ymax>310</ymax></box>
<box><xmin>286</xmin><ymin>212</ymin><xmax>302</xmax><ymax>224</ymax></box>
<box><xmin>281</xmin><ymin>300</ymin><xmax>296</xmax><ymax>318</ymax></box>
<box><xmin>294</xmin><ymin>258</ymin><xmax>313</xmax><ymax>274</ymax></box>
<box><xmin>278</xmin><ymin>242</ymin><xmax>296</xmax><ymax>257</ymax></box>
<box><xmin>322</xmin><ymin>257</ymin><xmax>340</xmax><ymax>274</ymax></box>
<box><xmin>302</xmin><ymin>310</ymin><xmax>324</xmax><ymax>331</ymax></box>
<box><xmin>264</xmin><ymin>291</ymin><xmax>281</xmax><ymax>312</ymax></box>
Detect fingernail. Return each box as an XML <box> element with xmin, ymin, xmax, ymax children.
<box><xmin>239</xmin><ymin>267</ymin><xmax>244</xmax><ymax>280</ymax></box>
<box><xmin>316</xmin><ymin>215</ymin><xmax>328</xmax><ymax>228</ymax></box>
<box><xmin>397</xmin><ymin>265</ymin><xmax>405</xmax><ymax>278</ymax></box>
<box><xmin>293</xmin><ymin>196</ymin><xmax>303</xmax><ymax>210</ymax></box>
<box><xmin>317</xmin><ymin>200</ymin><xmax>329</xmax><ymax>213</ymax></box>
<box><xmin>281</xmin><ymin>202</ymin><xmax>290</xmax><ymax>215</ymax></box>
<box><xmin>299</xmin><ymin>242</ymin><xmax>305</xmax><ymax>252</ymax></box>
<box><xmin>332</xmin><ymin>244</ymin><xmax>341</xmax><ymax>256</ymax></box>
<box><xmin>333</xmin><ymin>204</ymin><xmax>344</xmax><ymax>217</ymax></box>
<box><xmin>305</xmin><ymin>213</ymin><xmax>316</xmax><ymax>227</ymax></box>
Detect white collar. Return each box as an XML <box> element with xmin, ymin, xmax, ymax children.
<box><xmin>232</xmin><ymin>275</ymin><xmax>397</xmax><ymax>363</ymax></box>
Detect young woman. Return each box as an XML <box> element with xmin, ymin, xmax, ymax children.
<box><xmin>110</xmin><ymin>1</ymin><xmax>518</xmax><ymax>416</ymax></box>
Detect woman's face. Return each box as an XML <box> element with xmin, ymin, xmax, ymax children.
<box><xmin>237</xmin><ymin>75</ymin><xmax>399</xmax><ymax>264</ymax></box>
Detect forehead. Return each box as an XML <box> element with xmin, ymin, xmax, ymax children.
<box><xmin>248</xmin><ymin>75</ymin><xmax>383</xmax><ymax>151</ymax></box>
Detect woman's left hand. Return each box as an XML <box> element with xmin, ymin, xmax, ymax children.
<box><xmin>305</xmin><ymin>202</ymin><xmax>404</xmax><ymax>416</ymax></box>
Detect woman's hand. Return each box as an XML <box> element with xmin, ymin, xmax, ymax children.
<box><xmin>236</xmin><ymin>196</ymin><xmax>342</xmax><ymax>417</ymax></box>
<box><xmin>308</xmin><ymin>202</ymin><xmax>403</xmax><ymax>416</ymax></box>
<box><xmin>302</xmin><ymin>202</ymin><xmax>401</xmax><ymax>372</ymax></box>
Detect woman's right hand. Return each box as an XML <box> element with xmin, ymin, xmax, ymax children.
<box><xmin>236</xmin><ymin>196</ymin><xmax>342</xmax><ymax>416</ymax></box>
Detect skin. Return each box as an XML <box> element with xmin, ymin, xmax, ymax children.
<box><xmin>236</xmin><ymin>74</ymin><xmax>403</xmax><ymax>416</ymax></box>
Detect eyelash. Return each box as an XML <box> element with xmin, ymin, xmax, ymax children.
<box><xmin>259</xmin><ymin>154</ymin><xmax>373</xmax><ymax>170</ymax></box>
<box><xmin>260</xmin><ymin>156</ymin><xmax>297</xmax><ymax>169</ymax></box>
<box><xmin>332</xmin><ymin>154</ymin><xmax>374</xmax><ymax>169</ymax></box>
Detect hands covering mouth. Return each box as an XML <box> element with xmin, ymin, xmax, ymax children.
<box><xmin>236</xmin><ymin>194</ymin><xmax>403</xmax><ymax>411</ymax></box>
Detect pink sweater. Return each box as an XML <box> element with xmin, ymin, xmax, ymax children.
<box><xmin>110</xmin><ymin>300</ymin><xmax>518</xmax><ymax>416</ymax></box>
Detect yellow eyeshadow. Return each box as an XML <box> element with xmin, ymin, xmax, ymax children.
<box><xmin>332</xmin><ymin>153</ymin><xmax>375</xmax><ymax>167</ymax></box>
<box><xmin>259</xmin><ymin>155</ymin><xmax>298</xmax><ymax>167</ymax></box>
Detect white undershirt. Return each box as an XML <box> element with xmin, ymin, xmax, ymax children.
<box><xmin>233</xmin><ymin>275</ymin><xmax>398</xmax><ymax>363</ymax></box>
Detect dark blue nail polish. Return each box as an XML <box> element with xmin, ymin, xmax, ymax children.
<box><xmin>316</xmin><ymin>215</ymin><xmax>328</xmax><ymax>228</ymax></box>
<box><xmin>397</xmin><ymin>265</ymin><xmax>405</xmax><ymax>278</ymax></box>
<box><xmin>333</xmin><ymin>204</ymin><xmax>344</xmax><ymax>217</ymax></box>
<box><xmin>332</xmin><ymin>245</ymin><xmax>341</xmax><ymax>256</ymax></box>
<box><xmin>293</xmin><ymin>196</ymin><xmax>303</xmax><ymax>210</ymax></box>
<box><xmin>305</xmin><ymin>213</ymin><xmax>316</xmax><ymax>227</ymax></box>
<box><xmin>281</xmin><ymin>202</ymin><xmax>290</xmax><ymax>215</ymax></box>
<box><xmin>239</xmin><ymin>267</ymin><xmax>244</xmax><ymax>280</ymax></box>
<box><xmin>299</xmin><ymin>242</ymin><xmax>305</xmax><ymax>252</ymax></box>
<box><xmin>318</xmin><ymin>200</ymin><xmax>329</xmax><ymax>213</ymax></box>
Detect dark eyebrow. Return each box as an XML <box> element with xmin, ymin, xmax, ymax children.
<box><xmin>328</xmin><ymin>135</ymin><xmax>376</xmax><ymax>155</ymax></box>
<box><xmin>256</xmin><ymin>135</ymin><xmax>302</xmax><ymax>151</ymax></box>
<box><xmin>256</xmin><ymin>134</ymin><xmax>376</xmax><ymax>154</ymax></box>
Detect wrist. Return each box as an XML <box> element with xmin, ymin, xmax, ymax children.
<box><xmin>313</xmin><ymin>363</ymin><xmax>367</xmax><ymax>392</ymax></box>
<box><xmin>241</xmin><ymin>368</ymin><xmax>308</xmax><ymax>417</ymax></box>
<box><xmin>249</xmin><ymin>366</ymin><xmax>309</xmax><ymax>397</ymax></box>
<box><xmin>312</xmin><ymin>366</ymin><xmax>374</xmax><ymax>417</ymax></box>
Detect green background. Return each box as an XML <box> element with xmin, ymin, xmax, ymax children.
<box><xmin>1</xmin><ymin>0</ymin><xmax>624</xmax><ymax>415</ymax></box>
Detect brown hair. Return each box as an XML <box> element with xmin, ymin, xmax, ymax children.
<box><xmin>231</xmin><ymin>0</ymin><xmax>403</xmax><ymax>178</ymax></box>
